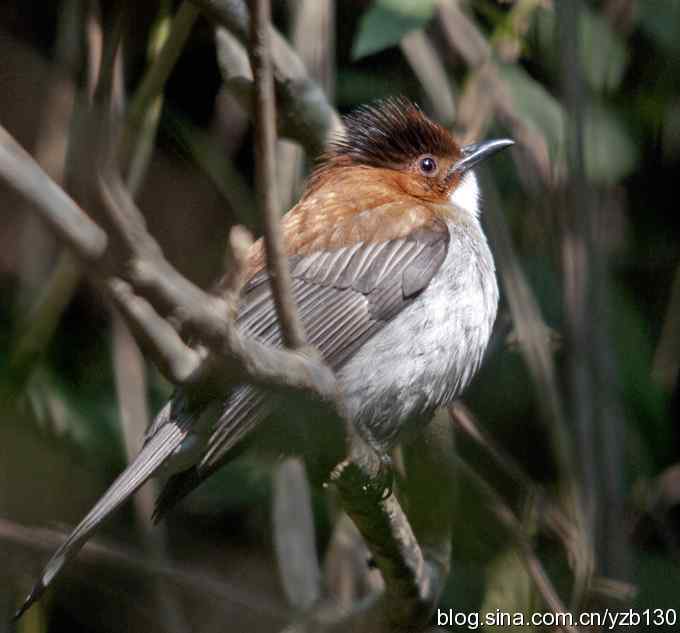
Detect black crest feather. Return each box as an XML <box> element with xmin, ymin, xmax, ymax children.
<box><xmin>330</xmin><ymin>96</ymin><xmax>459</xmax><ymax>168</ymax></box>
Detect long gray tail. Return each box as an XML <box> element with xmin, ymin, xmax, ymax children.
<box><xmin>12</xmin><ymin>421</ymin><xmax>187</xmax><ymax>621</ymax></box>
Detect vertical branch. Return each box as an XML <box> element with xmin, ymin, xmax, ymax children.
<box><xmin>400</xmin><ymin>30</ymin><xmax>456</xmax><ymax>124</ymax></box>
<box><xmin>250</xmin><ymin>0</ymin><xmax>306</xmax><ymax>349</ymax></box>
<box><xmin>111</xmin><ymin>5</ymin><xmax>197</xmax><ymax>633</ymax></box>
<box><xmin>556</xmin><ymin>0</ymin><xmax>597</xmax><ymax>574</ymax></box>
<box><xmin>276</xmin><ymin>0</ymin><xmax>335</xmax><ymax>210</ymax></box>
<box><xmin>122</xmin><ymin>1</ymin><xmax>199</xmax><ymax>187</ymax></box>
<box><xmin>111</xmin><ymin>312</ymin><xmax>189</xmax><ymax>633</ymax></box>
<box><xmin>273</xmin><ymin>458</ymin><xmax>322</xmax><ymax>610</ymax></box>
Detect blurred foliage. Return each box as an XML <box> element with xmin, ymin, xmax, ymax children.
<box><xmin>352</xmin><ymin>0</ymin><xmax>439</xmax><ymax>59</ymax></box>
<box><xmin>0</xmin><ymin>0</ymin><xmax>679</xmax><ymax>632</ymax></box>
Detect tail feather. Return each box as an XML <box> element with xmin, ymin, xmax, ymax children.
<box><xmin>12</xmin><ymin>422</ymin><xmax>186</xmax><ymax>621</ymax></box>
<box><xmin>151</xmin><ymin>466</ymin><xmax>201</xmax><ymax>524</ymax></box>
<box><xmin>152</xmin><ymin>386</ymin><xmax>266</xmax><ymax>522</ymax></box>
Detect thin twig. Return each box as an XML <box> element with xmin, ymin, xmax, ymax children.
<box><xmin>7</xmin><ymin>0</ymin><xmax>97</xmax><ymax>400</ymax></box>
<box><xmin>273</xmin><ymin>458</ymin><xmax>322</xmax><ymax>610</ymax></box>
<box><xmin>323</xmin><ymin>512</ymin><xmax>379</xmax><ymax>610</ymax></box>
<box><xmin>250</xmin><ymin>0</ymin><xmax>306</xmax><ymax>349</ymax></box>
<box><xmin>2</xmin><ymin>4</ymin><xmax>457</xmax><ymax>629</ymax></box>
<box><xmin>15</xmin><ymin>0</ymin><xmax>81</xmax><ymax>299</ymax></box>
<box><xmin>122</xmin><ymin>1</ymin><xmax>199</xmax><ymax>182</ymax></box>
<box><xmin>456</xmin><ymin>460</ymin><xmax>578</xmax><ymax>633</ymax></box>
<box><xmin>440</xmin><ymin>0</ymin><xmax>552</xmax><ymax>186</ymax></box>
<box><xmin>400</xmin><ymin>30</ymin><xmax>456</xmax><ymax>124</ymax></box>
<box><xmin>275</xmin><ymin>0</ymin><xmax>335</xmax><ymax>210</ymax></box>
<box><xmin>0</xmin><ymin>126</ymin><xmax>108</xmax><ymax>261</ymax></box>
<box><xmin>0</xmin><ymin>122</ymin><xmax>336</xmax><ymax>402</ymax></box>
<box><xmin>0</xmin><ymin>517</ymin><xmax>285</xmax><ymax>618</ymax></box>
<box><xmin>8</xmin><ymin>252</ymin><xmax>81</xmax><ymax>394</ymax></box>
<box><xmin>209</xmin><ymin>0</ymin><xmax>342</xmax><ymax>157</ymax></box>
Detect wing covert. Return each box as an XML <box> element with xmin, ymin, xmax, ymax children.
<box><xmin>154</xmin><ymin>223</ymin><xmax>450</xmax><ymax>517</ymax></box>
<box><xmin>239</xmin><ymin>224</ymin><xmax>449</xmax><ymax>360</ymax></box>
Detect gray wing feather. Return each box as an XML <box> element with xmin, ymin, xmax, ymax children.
<box><xmin>402</xmin><ymin>233</ymin><xmax>449</xmax><ymax>297</ymax></box>
<box><xmin>322</xmin><ymin>243</ymin><xmax>364</xmax><ymax>287</ymax></box>
<box><xmin>153</xmin><ymin>227</ymin><xmax>449</xmax><ymax>520</ymax></box>
<box><xmin>17</xmin><ymin>229</ymin><xmax>449</xmax><ymax>618</ymax></box>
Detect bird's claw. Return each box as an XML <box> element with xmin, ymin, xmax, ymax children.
<box><xmin>377</xmin><ymin>452</ymin><xmax>394</xmax><ymax>500</ymax></box>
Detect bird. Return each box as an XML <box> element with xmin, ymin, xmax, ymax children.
<box><xmin>14</xmin><ymin>96</ymin><xmax>513</xmax><ymax>620</ymax></box>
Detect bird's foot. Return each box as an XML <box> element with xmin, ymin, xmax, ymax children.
<box><xmin>376</xmin><ymin>452</ymin><xmax>394</xmax><ymax>500</ymax></box>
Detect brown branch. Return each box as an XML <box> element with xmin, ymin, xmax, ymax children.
<box><xmin>273</xmin><ymin>458</ymin><xmax>322</xmax><ymax>610</ymax></box>
<box><xmin>0</xmin><ymin>122</ymin><xmax>336</xmax><ymax>405</ymax></box>
<box><xmin>293</xmin><ymin>411</ymin><xmax>455</xmax><ymax>632</ymax></box>
<box><xmin>209</xmin><ymin>0</ymin><xmax>343</xmax><ymax>157</ymax></box>
<box><xmin>123</xmin><ymin>2</ymin><xmax>199</xmax><ymax>165</ymax></box>
<box><xmin>250</xmin><ymin>0</ymin><xmax>307</xmax><ymax>350</ymax></box>
<box><xmin>8</xmin><ymin>252</ymin><xmax>81</xmax><ymax>393</ymax></box>
<box><xmin>323</xmin><ymin>512</ymin><xmax>380</xmax><ymax>610</ymax></box>
<box><xmin>400</xmin><ymin>30</ymin><xmax>456</xmax><ymax>125</ymax></box>
<box><xmin>454</xmin><ymin>458</ymin><xmax>578</xmax><ymax>633</ymax></box>
<box><xmin>331</xmin><ymin>435</ymin><xmax>443</xmax><ymax>630</ymax></box>
<box><xmin>108</xmin><ymin>278</ymin><xmax>200</xmax><ymax>383</ymax></box>
<box><xmin>0</xmin><ymin>127</ymin><xmax>107</xmax><ymax>262</ymax></box>
<box><xmin>275</xmin><ymin>0</ymin><xmax>335</xmax><ymax>211</ymax></box>
<box><xmin>2</xmin><ymin>6</ymin><xmax>454</xmax><ymax>629</ymax></box>
<box><xmin>0</xmin><ymin>517</ymin><xmax>285</xmax><ymax>618</ymax></box>
<box><xmin>449</xmin><ymin>404</ymin><xmax>599</xmax><ymax>608</ymax></box>
<box><xmin>211</xmin><ymin>3</ymin><xmax>452</xmax><ymax>627</ymax></box>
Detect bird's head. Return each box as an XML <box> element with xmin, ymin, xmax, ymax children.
<box><xmin>308</xmin><ymin>97</ymin><xmax>513</xmax><ymax>219</ymax></box>
<box><xmin>263</xmin><ymin>98</ymin><xmax>514</xmax><ymax>264</ymax></box>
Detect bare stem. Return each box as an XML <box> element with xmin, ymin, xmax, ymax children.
<box><xmin>250</xmin><ymin>0</ymin><xmax>307</xmax><ymax>349</ymax></box>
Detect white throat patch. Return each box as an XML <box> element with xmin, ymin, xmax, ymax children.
<box><xmin>450</xmin><ymin>171</ymin><xmax>481</xmax><ymax>217</ymax></box>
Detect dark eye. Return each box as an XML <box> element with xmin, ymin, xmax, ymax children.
<box><xmin>418</xmin><ymin>155</ymin><xmax>438</xmax><ymax>176</ymax></box>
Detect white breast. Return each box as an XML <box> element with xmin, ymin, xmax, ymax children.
<box><xmin>450</xmin><ymin>171</ymin><xmax>481</xmax><ymax>218</ymax></box>
<box><xmin>338</xmin><ymin>212</ymin><xmax>499</xmax><ymax>451</ymax></box>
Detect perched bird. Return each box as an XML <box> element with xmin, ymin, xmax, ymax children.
<box><xmin>14</xmin><ymin>97</ymin><xmax>512</xmax><ymax>619</ymax></box>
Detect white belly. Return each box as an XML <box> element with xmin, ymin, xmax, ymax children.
<box><xmin>337</xmin><ymin>219</ymin><xmax>498</xmax><ymax>450</ymax></box>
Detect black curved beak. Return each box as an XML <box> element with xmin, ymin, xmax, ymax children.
<box><xmin>451</xmin><ymin>138</ymin><xmax>514</xmax><ymax>174</ymax></box>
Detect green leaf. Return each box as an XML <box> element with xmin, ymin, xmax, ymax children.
<box><xmin>584</xmin><ymin>105</ymin><xmax>639</xmax><ymax>184</ymax></box>
<box><xmin>378</xmin><ymin>0</ymin><xmax>439</xmax><ymax>18</ymax></box>
<box><xmin>351</xmin><ymin>0</ymin><xmax>438</xmax><ymax>60</ymax></box>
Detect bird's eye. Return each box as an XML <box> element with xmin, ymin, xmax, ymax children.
<box><xmin>418</xmin><ymin>155</ymin><xmax>438</xmax><ymax>176</ymax></box>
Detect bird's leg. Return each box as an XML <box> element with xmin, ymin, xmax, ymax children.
<box><xmin>376</xmin><ymin>450</ymin><xmax>394</xmax><ymax>500</ymax></box>
<box><xmin>352</xmin><ymin>424</ymin><xmax>395</xmax><ymax>500</ymax></box>
<box><xmin>332</xmin><ymin>426</ymin><xmax>395</xmax><ymax>502</ymax></box>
